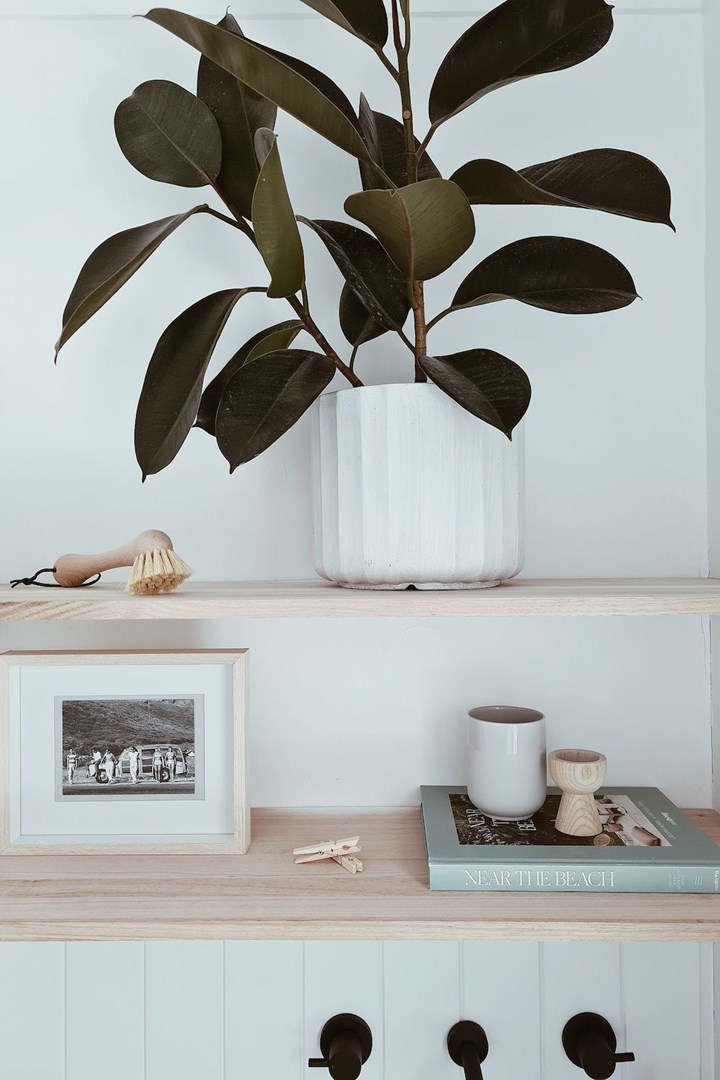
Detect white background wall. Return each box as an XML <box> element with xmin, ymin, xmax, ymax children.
<box><xmin>0</xmin><ymin>4</ymin><xmax>715</xmax><ymax>1075</ymax></box>
<box><xmin>0</xmin><ymin>0</ymin><xmax>713</xmax><ymax>810</ymax></box>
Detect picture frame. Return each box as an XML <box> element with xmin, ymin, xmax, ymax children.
<box><xmin>0</xmin><ymin>650</ymin><xmax>248</xmax><ymax>855</ymax></box>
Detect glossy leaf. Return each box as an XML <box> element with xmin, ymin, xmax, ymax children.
<box><xmin>451</xmin><ymin>149</ymin><xmax>674</xmax><ymax>228</ymax></box>
<box><xmin>252</xmin><ymin>130</ymin><xmax>305</xmax><ymax>298</ymax></box>
<box><xmin>56</xmin><ymin>206</ymin><xmax>209</xmax><ymax>357</ymax></box>
<box><xmin>419</xmin><ymin>349</ymin><xmax>531</xmax><ymax>438</ymax></box>
<box><xmin>144</xmin><ymin>9</ymin><xmax>373</xmax><ymax>164</ymax></box>
<box><xmin>259</xmin><ymin>40</ymin><xmax>360</xmax><ymax>128</ymax></box>
<box><xmin>217</xmin><ymin>349</ymin><xmax>336</xmax><ymax>471</ymax></box>
<box><xmin>429</xmin><ymin>0</ymin><xmax>614</xmax><ymax>125</ymax></box>
<box><xmin>135</xmin><ymin>287</ymin><xmax>264</xmax><ymax>478</ymax></box>
<box><xmin>114</xmin><ymin>80</ymin><xmax>222</xmax><ymax>187</ymax></box>
<box><xmin>197</xmin><ymin>13</ymin><xmax>277</xmax><ymax>219</ymax></box>
<box><xmin>339</xmin><ymin>283</ymin><xmax>386</xmax><ymax>347</ymax></box>
<box><xmin>196</xmin><ymin>319</ymin><xmax>303</xmax><ymax>435</ymax></box>
<box><xmin>345</xmin><ymin>179</ymin><xmax>475</xmax><ymax>281</ymax></box>
<box><xmin>358</xmin><ymin>97</ymin><xmax>441</xmax><ymax>190</ymax></box>
<box><xmin>442</xmin><ymin>236</ymin><xmax>638</xmax><ymax>327</ymax></box>
<box><xmin>299</xmin><ymin>0</ymin><xmax>388</xmax><ymax>47</ymax></box>
<box><xmin>299</xmin><ymin>217</ymin><xmax>410</xmax><ymax>330</ymax></box>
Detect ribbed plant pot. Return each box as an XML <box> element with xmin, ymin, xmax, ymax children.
<box><xmin>311</xmin><ymin>383</ymin><xmax>524</xmax><ymax>590</ymax></box>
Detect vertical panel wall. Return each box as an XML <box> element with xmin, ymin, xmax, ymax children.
<box><xmin>0</xmin><ymin>941</ymin><xmax>707</xmax><ymax>1080</ymax></box>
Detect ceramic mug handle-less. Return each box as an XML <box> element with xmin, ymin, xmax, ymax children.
<box><xmin>467</xmin><ymin>706</ymin><xmax>547</xmax><ymax>820</ymax></box>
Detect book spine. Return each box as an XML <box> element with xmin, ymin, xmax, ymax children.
<box><xmin>428</xmin><ymin>862</ymin><xmax>720</xmax><ymax>893</ymax></box>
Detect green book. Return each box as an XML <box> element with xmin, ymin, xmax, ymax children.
<box><xmin>421</xmin><ymin>786</ymin><xmax>720</xmax><ymax>892</ymax></box>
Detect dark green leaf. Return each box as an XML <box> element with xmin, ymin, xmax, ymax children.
<box><xmin>339</xmin><ymin>283</ymin><xmax>386</xmax><ymax>347</ymax></box>
<box><xmin>258</xmin><ymin>41</ymin><xmax>360</xmax><ymax>129</ymax></box>
<box><xmin>135</xmin><ymin>287</ymin><xmax>265</xmax><ymax>478</ymax></box>
<box><xmin>144</xmin><ymin>9</ymin><xmax>372</xmax><ymax>164</ymax></box>
<box><xmin>344</xmin><ymin>179</ymin><xmax>475</xmax><ymax>281</ymax></box>
<box><xmin>56</xmin><ymin>206</ymin><xmax>209</xmax><ymax>357</ymax></box>
<box><xmin>451</xmin><ymin>149</ymin><xmax>674</xmax><ymax>229</ymax></box>
<box><xmin>429</xmin><ymin>0</ymin><xmax>614</xmax><ymax>125</ymax></box>
<box><xmin>114</xmin><ymin>80</ymin><xmax>222</xmax><ymax>187</ymax></box>
<box><xmin>217</xmin><ymin>349</ymin><xmax>336</xmax><ymax>471</ymax></box>
<box><xmin>252</xmin><ymin>130</ymin><xmax>305</xmax><ymax>298</ymax></box>
<box><xmin>358</xmin><ymin>98</ymin><xmax>441</xmax><ymax>190</ymax></box>
<box><xmin>299</xmin><ymin>217</ymin><xmax>410</xmax><ymax>330</ymax></box>
<box><xmin>419</xmin><ymin>350</ymin><xmax>531</xmax><ymax>438</ymax></box>
<box><xmin>299</xmin><ymin>0</ymin><xmax>388</xmax><ymax>47</ymax></box>
<box><xmin>450</xmin><ymin>236</ymin><xmax>638</xmax><ymax>317</ymax></box>
<box><xmin>196</xmin><ymin>319</ymin><xmax>303</xmax><ymax>435</ymax></box>
<box><xmin>197</xmin><ymin>12</ymin><xmax>277</xmax><ymax>220</ymax></box>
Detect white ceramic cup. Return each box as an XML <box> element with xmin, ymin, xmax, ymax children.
<box><xmin>467</xmin><ymin>706</ymin><xmax>547</xmax><ymax>820</ymax></box>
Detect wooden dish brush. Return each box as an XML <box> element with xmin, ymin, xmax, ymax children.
<box><xmin>11</xmin><ymin>530</ymin><xmax>192</xmax><ymax>594</ymax></box>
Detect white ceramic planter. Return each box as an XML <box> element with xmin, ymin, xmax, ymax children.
<box><xmin>311</xmin><ymin>383</ymin><xmax>524</xmax><ymax>589</ymax></box>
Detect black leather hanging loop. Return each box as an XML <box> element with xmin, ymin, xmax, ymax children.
<box><xmin>10</xmin><ymin>568</ymin><xmax>101</xmax><ymax>588</ymax></box>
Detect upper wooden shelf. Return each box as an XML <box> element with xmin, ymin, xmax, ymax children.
<box><xmin>1</xmin><ymin>578</ymin><xmax>720</xmax><ymax>620</ymax></box>
<box><xmin>1</xmin><ymin>808</ymin><xmax>718</xmax><ymax>942</ymax></box>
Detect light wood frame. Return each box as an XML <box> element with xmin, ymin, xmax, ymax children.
<box><xmin>0</xmin><ymin>650</ymin><xmax>248</xmax><ymax>856</ymax></box>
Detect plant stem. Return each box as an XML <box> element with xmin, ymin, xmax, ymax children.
<box><xmin>289</xmin><ymin>295</ymin><xmax>363</xmax><ymax>388</ymax></box>
<box><xmin>209</xmin><ymin>205</ymin><xmax>362</xmax><ymax>387</ymax></box>
<box><xmin>392</xmin><ymin>0</ymin><xmax>428</xmax><ymax>381</ymax></box>
<box><xmin>413</xmin><ymin>282</ymin><xmax>428</xmax><ymax>380</ymax></box>
<box><xmin>205</xmin><ymin>205</ymin><xmax>254</xmax><ymax>239</ymax></box>
<box><xmin>373</xmin><ymin>46</ymin><xmax>400</xmax><ymax>81</ymax></box>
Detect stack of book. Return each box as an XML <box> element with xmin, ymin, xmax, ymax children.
<box><xmin>420</xmin><ymin>786</ymin><xmax>720</xmax><ymax>892</ymax></box>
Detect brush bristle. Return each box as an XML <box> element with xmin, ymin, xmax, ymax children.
<box><xmin>127</xmin><ymin>548</ymin><xmax>193</xmax><ymax>595</ymax></box>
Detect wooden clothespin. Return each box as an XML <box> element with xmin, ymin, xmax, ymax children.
<box><xmin>293</xmin><ymin>836</ymin><xmax>364</xmax><ymax>874</ymax></box>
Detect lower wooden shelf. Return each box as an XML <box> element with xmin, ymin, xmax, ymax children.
<box><xmin>1</xmin><ymin>808</ymin><xmax>719</xmax><ymax>942</ymax></box>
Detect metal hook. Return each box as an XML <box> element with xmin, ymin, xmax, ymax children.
<box><xmin>447</xmin><ymin>1021</ymin><xmax>490</xmax><ymax>1080</ymax></box>
<box><xmin>308</xmin><ymin>1014</ymin><xmax>372</xmax><ymax>1080</ymax></box>
<box><xmin>562</xmin><ymin>1013</ymin><xmax>636</xmax><ymax>1079</ymax></box>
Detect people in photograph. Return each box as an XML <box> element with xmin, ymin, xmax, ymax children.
<box><xmin>89</xmin><ymin>747</ymin><xmax>101</xmax><ymax>780</ymax></box>
<box><xmin>102</xmin><ymin>749</ymin><xmax>116</xmax><ymax>783</ymax></box>
<box><xmin>128</xmin><ymin>746</ymin><xmax>141</xmax><ymax>784</ymax></box>
<box><xmin>66</xmin><ymin>748</ymin><xmax>77</xmax><ymax>785</ymax></box>
<box><xmin>152</xmin><ymin>747</ymin><xmax>163</xmax><ymax>782</ymax></box>
<box><xmin>166</xmin><ymin>747</ymin><xmax>176</xmax><ymax>782</ymax></box>
<box><xmin>187</xmin><ymin>750</ymin><xmax>195</xmax><ymax>778</ymax></box>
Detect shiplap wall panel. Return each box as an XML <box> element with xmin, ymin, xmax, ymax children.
<box><xmin>541</xmin><ymin>942</ymin><xmax>623</xmax><ymax>1079</ymax></box>
<box><xmin>0</xmin><ymin>943</ymin><xmax>65</xmax><ymax>1080</ymax></box>
<box><xmin>66</xmin><ymin>942</ymin><xmax>144</xmax><ymax>1080</ymax></box>
<box><xmin>383</xmin><ymin>942</ymin><xmax>461</xmax><ymax>1080</ymax></box>
<box><xmin>304</xmin><ymin>942</ymin><xmax>384</xmax><ymax>1080</ymax></box>
<box><xmin>0</xmin><ymin>940</ymin><xmax>709</xmax><ymax>1078</ymax></box>
<box><xmin>623</xmin><ymin>942</ymin><xmax>703</xmax><ymax>1079</ymax></box>
<box><xmin>145</xmin><ymin>941</ymin><xmax>224</xmax><ymax>1080</ymax></box>
<box><xmin>225</xmin><ymin>941</ymin><xmax>303</xmax><ymax>1080</ymax></box>
<box><xmin>462</xmin><ymin>942</ymin><xmax>542</xmax><ymax>1079</ymax></box>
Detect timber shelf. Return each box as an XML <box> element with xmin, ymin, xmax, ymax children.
<box><xmin>3</xmin><ymin>578</ymin><xmax>720</xmax><ymax>620</ymax></box>
<box><xmin>1</xmin><ymin>808</ymin><xmax>719</xmax><ymax>942</ymax></box>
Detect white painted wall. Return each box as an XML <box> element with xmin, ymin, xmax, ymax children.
<box><xmin>0</xmin><ymin>1</ymin><xmax>715</xmax><ymax>1071</ymax></box>
<box><xmin>0</xmin><ymin>940</ymin><xmax>710</xmax><ymax>1080</ymax></box>
<box><xmin>0</xmin><ymin>2</ymin><xmax>707</xmax><ymax>581</ymax></box>
<box><xmin>0</xmin><ymin>0</ymin><xmax>713</xmax><ymax>812</ymax></box>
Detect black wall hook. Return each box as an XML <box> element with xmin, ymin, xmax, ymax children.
<box><xmin>562</xmin><ymin>1013</ymin><xmax>635</xmax><ymax>1079</ymax></box>
<box><xmin>447</xmin><ymin>1021</ymin><xmax>490</xmax><ymax>1080</ymax></box>
<box><xmin>308</xmin><ymin>1014</ymin><xmax>372</xmax><ymax>1080</ymax></box>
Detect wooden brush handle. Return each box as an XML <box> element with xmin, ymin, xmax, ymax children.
<box><xmin>53</xmin><ymin>530</ymin><xmax>173</xmax><ymax>587</ymax></box>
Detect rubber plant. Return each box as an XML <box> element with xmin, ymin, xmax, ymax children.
<box><xmin>55</xmin><ymin>0</ymin><xmax>673</xmax><ymax>478</ymax></box>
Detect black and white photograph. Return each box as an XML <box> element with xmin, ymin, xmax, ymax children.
<box><xmin>57</xmin><ymin>696</ymin><xmax>203</xmax><ymax>800</ymax></box>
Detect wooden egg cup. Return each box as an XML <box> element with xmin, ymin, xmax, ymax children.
<box><xmin>548</xmin><ymin>749</ymin><xmax>607</xmax><ymax>837</ymax></box>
